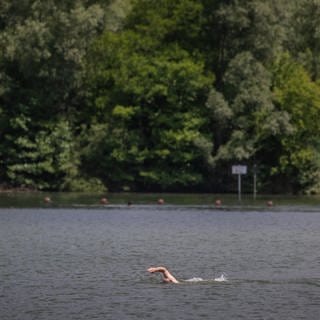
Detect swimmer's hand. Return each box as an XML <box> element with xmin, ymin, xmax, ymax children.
<box><xmin>148</xmin><ymin>267</ymin><xmax>165</xmax><ymax>273</ymax></box>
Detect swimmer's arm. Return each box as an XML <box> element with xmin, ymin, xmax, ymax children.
<box><xmin>147</xmin><ymin>266</ymin><xmax>179</xmax><ymax>283</ymax></box>
<box><xmin>147</xmin><ymin>267</ymin><xmax>166</xmax><ymax>273</ymax></box>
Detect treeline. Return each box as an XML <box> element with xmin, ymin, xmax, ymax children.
<box><xmin>1</xmin><ymin>0</ymin><xmax>320</xmax><ymax>194</ymax></box>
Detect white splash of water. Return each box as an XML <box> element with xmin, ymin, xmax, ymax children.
<box><xmin>184</xmin><ymin>273</ymin><xmax>228</xmax><ymax>283</ymax></box>
<box><xmin>214</xmin><ymin>273</ymin><xmax>227</xmax><ymax>282</ymax></box>
<box><xmin>184</xmin><ymin>277</ymin><xmax>204</xmax><ymax>282</ymax></box>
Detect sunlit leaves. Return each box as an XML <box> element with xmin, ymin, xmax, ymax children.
<box><xmin>84</xmin><ymin>22</ymin><xmax>212</xmax><ymax>189</ymax></box>
<box><xmin>271</xmin><ymin>54</ymin><xmax>320</xmax><ymax>192</ymax></box>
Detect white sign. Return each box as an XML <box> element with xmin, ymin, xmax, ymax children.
<box><xmin>232</xmin><ymin>165</ymin><xmax>247</xmax><ymax>175</ymax></box>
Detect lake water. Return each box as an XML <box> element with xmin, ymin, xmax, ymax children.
<box><xmin>1</xmin><ymin>206</ymin><xmax>319</xmax><ymax>320</ymax></box>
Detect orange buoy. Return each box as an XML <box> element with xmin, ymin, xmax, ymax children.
<box><xmin>44</xmin><ymin>196</ymin><xmax>51</xmax><ymax>203</ymax></box>
<box><xmin>100</xmin><ymin>197</ymin><xmax>108</xmax><ymax>205</ymax></box>
<box><xmin>267</xmin><ymin>200</ymin><xmax>273</xmax><ymax>207</ymax></box>
<box><xmin>215</xmin><ymin>199</ymin><xmax>222</xmax><ymax>207</ymax></box>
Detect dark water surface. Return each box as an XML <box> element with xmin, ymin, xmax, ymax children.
<box><xmin>1</xmin><ymin>206</ymin><xmax>319</xmax><ymax>320</ymax></box>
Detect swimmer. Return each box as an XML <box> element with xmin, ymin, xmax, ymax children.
<box><xmin>147</xmin><ymin>266</ymin><xmax>179</xmax><ymax>284</ymax></box>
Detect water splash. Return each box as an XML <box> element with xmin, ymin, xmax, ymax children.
<box><xmin>184</xmin><ymin>277</ymin><xmax>205</xmax><ymax>282</ymax></box>
<box><xmin>214</xmin><ymin>273</ymin><xmax>228</xmax><ymax>282</ymax></box>
<box><xmin>184</xmin><ymin>273</ymin><xmax>228</xmax><ymax>283</ymax></box>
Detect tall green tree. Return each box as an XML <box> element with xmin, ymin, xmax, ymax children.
<box><xmin>207</xmin><ymin>52</ymin><xmax>291</xmax><ymax>163</ymax></box>
<box><xmin>0</xmin><ymin>0</ymin><xmax>106</xmax><ymax>189</ymax></box>
<box><xmin>270</xmin><ymin>54</ymin><xmax>320</xmax><ymax>193</ymax></box>
<box><xmin>84</xmin><ymin>27</ymin><xmax>213</xmax><ymax>190</ymax></box>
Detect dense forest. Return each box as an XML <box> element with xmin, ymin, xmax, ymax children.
<box><xmin>1</xmin><ymin>0</ymin><xmax>320</xmax><ymax>194</ymax></box>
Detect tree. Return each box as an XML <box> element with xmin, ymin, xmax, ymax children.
<box><xmin>287</xmin><ymin>0</ymin><xmax>320</xmax><ymax>81</ymax></box>
<box><xmin>0</xmin><ymin>116</ymin><xmax>75</xmax><ymax>190</ymax></box>
<box><xmin>203</xmin><ymin>52</ymin><xmax>293</xmax><ymax>191</ymax></box>
<box><xmin>200</xmin><ymin>0</ymin><xmax>284</xmax><ymax>88</ymax></box>
<box><xmin>126</xmin><ymin>0</ymin><xmax>203</xmax><ymax>52</ymax></box>
<box><xmin>0</xmin><ymin>0</ymin><xmax>107</xmax><ymax>190</ymax></box>
<box><xmin>270</xmin><ymin>54</ymin><xmax>320</xmax><ymax>193</ymax></box>
<box><xmin>0</xmin><ymin>1</ymin><xmax>105</xmax><ymax>120</ymax></box>
<box><xmin>84</xmin><ymin>29</ymin><xmax>213</xmax><ymax>190</ymax></box>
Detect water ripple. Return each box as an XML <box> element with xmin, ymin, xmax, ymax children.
<box><xmin>1</xmin><ymin>208</ymin><xmax>319</xmax><ymax>320</ymax></box>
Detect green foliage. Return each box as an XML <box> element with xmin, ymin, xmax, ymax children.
<box><xmin>1</xmin><ymin>0</ymin><xmax>320</xmax><ymax>193</ymax></box>
<box><xmin>201</xmin><ymin>0</ymin><xmax>284</xmax><ymax>86</ymax></box>
<box><xmin>84</xmin><ymin>26</ymin><xmax>213</xmax><ymax>190</ymax></box>
<box><xmin>207</xmin><ymin>52</ymin><xmax>291</xmax><ymax>164</ymax></box>
<box><xmin>0</xmin><ymin>116</ymin><xmax>71</xmax><ymax>189</ymax></box>
<box><xmin>287</xmin><ymin>0</ymin><xmax>320</xmax><ymax>81</ymax></box>
<box><xmin>271</xmin><ymin>54</ymin><xmax>320</xmax><ymax>193</ymax></box>
<box><xmin>0</xmin><ymin>0</ymin><xmax>105</xmax><ymax>123</ymax></box>
<box><xmin>0</xmin><ymin>0</ymin><xmax>109</xmax><ymax>190</ymax></box>
<box><xmin>126</xmin><ymin>0</ymin><xmax>203</xmax><ymax>50</ymax></box>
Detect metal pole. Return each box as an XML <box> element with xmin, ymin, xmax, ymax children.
<box><xmin>253</xmin><ymin>172</ymin><xmax>257</xmax><ymax>200</ymax></box>
<box><xmin>253</xmin><ymin>164</ymin><xmax>257</xmax><ymax>200</ymax></box>
<box><xmin>238</xmin><ymin>174</ymin><xmax>241</xmax><ymax>201</ymax></box>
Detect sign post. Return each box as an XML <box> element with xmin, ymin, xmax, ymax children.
<box><xmin>253</xmin><ymin>164</ymin><xmax>257</xmax><ymax>200</ymax></box>
<box><xmin>232</xmin><ymin>165</ymin><xmax>247</xmax><ymax>201</ymax></box>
